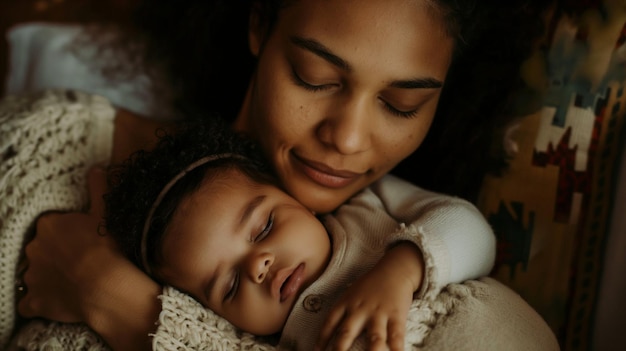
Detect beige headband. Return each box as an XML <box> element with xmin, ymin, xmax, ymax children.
<box><xmin>140</xmin><ymin>153</ymin><xmax>246</xmax><ymax>275</ymax></box>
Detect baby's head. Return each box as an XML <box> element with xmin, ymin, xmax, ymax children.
<box><xmin>104</xmin><ymin>119</ymin><xmax>331</xmax><ymax>335</ymax></box>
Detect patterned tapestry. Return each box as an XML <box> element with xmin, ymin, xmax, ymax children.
<box><xmin>478</xmin><ymin>1</ymin><xmax>626</xmax><ymax>350</ymax></box>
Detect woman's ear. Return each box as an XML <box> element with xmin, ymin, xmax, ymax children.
<box><xmin>248</xmin><ymin>5</ymin><xmax>265</xmax><ymax>57</ymax></box>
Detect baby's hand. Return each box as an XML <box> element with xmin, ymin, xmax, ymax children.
<box><xmin>315</xmin><ymin>243</ymin><xmax>423</xmax><ymax>351</ymax></box>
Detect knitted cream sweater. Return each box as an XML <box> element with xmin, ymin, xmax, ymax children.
<box><xmin>0</xmin><ymin>90</ymin><xmax>114</xmax><ymax>350</ymax></box>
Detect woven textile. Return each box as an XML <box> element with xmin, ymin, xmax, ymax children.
<box><xmin>478</xmin><ymin>3</ymin><xmax>626</xmax><ymax>349</ymax></box>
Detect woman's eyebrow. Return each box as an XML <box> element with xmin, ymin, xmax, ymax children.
<box><xmin>290</xmin><ymin>36</ymin><xmax>351</xmax><ymax>72</ymax></box>
<box><xmin>289</xmin><ymin>36</ymin><xmax>443</xmax><ymax>90</ymax></box>
<box><xmin>389</xmin><ymin>77</ymin><xmax>443</xmax><ymax>89</ymax></box>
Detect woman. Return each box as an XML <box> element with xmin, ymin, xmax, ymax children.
<box><xmin>16</xmin><ymin>0</ymin><xmax>554</xmax><ymax>350</ymax></box>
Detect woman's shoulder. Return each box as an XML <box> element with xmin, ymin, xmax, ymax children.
<box><xmin>0</xmin><ymin>89</ymin><xmax>118</xmax><ymax>170</ymax></box>
<box><xmin>0</xmin><ymin>89</ymin><xmax>116</xmax><ymax>127</ymax></box>
<box><xmin>0</xmin><ymin>88</ymin><xmax>174</xmax><ymax>165</ymax></box>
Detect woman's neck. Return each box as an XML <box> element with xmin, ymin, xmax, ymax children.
<box><xmin>232</xmin><ymin>83</ymin><xmax>254</xmax><ymax>134</ymax></box>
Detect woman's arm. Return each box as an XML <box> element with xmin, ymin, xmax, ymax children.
<box><xmin>22</xmin><ymin>210</ymin><xmax>161</xmax><ymax>351</ymax></box>
<box><xmin>18</xmin><ymin>108</ymin><xmax>172</xmax><ymax>351</ymax></box>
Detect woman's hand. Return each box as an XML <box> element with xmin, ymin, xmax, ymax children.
<box><xmin>18</xmin><ymin>167</ymin><xmax>161</xmax><ymax>351</ymax></box>
<box><xmin>18</xmin><ymin>167</ymin><xmax>109</xmax><ymax>322</ymax></box>
<box><xmin>315</xmin><ymin>243</ymin><xmax>424</xmax><ymax>351</ymax></box>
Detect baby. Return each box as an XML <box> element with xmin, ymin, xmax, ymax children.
<box><xmin>105</xmin><ymin>119</ymin><xmax>331</xmax><ymax>338</ymax></box>
<box><xmin>103</xmin><ymin>119</ymin><xmax>494</xmax><ymax>350</ymax></box>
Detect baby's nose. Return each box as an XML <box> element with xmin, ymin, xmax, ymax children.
<box><xmin>246</xmin><ymin>251</ymin><xmax>274</xmax><ymax>283</ymax></box>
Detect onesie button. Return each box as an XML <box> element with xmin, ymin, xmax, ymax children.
<box><xmin>303</xmin><ymin>294</ymin><xmax>323</xmax><ymax>312</ymax></box>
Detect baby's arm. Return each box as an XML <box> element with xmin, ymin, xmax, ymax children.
<box><xmin>317</xmin><ymin>175</ymin><xmax>495</xmax><ymax>350</ymax></box>
<box><xmin>369</xmin><ymin>174</ymin><xmax>496</xmax><ymax>297</ymax></box>
<box><xmin>316</xmin><ymin>242</ymin><xmax>422</xmax><ymax>351</ymax></box>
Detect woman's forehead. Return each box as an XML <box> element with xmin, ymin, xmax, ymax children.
<box><xmin>276</xmin><ymin>0</ymin><xmax>448</xmax><ymax>29</ymax></box>
<box><xmin>274</xmin><ymin>0</ymin><xmax>454</xmax><ymax>80</ymax></box>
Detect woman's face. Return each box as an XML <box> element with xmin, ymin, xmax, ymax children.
<box><xmin>235</xmin><ymin>0</ymin><xmax>454</xmax><ymax>213</ymax></box>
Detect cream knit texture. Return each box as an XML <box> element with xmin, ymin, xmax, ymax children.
<box><xmin>0</xmin><ymin>89</ymin><xmax>114</xmax><ymax>350</ymax></box>
<box><xmin>156</xmin><ymin>283</ymin><xmax>443</xmax><ymax>350</ymax></box>
<box><xmin>156</xmin><ymin>276</ymin><xmax>559</xmax><ymax>351</ymax></box>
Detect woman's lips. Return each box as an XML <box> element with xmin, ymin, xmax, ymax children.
<box><xmin>273</xmin><ymin>263</ymin><xmax>306</xmax><ymax>302</ymax></box>
<box><xmin>291</xmin><ymin>153</ymin><xmax>361</xmax><ymax>189</ymax></box>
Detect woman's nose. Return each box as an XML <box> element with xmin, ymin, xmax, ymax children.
<box><xmin>245</xmin><ymin>251</ymin><xmax>275</xmax><ymax>284</ymax></box>
<box><xmin>316</xmin><ymin>96</ymin><xmax>372</xmax><ymax>155</ymax></box>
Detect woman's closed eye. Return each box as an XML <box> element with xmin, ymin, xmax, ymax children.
<box><xmin>291</xmin><ymin>65</ymin><xmax>420</xmax><ymax>118</ymax></box>
<box><xmin>290</xmin><ymin>67</ymin><xmax>335</xmax><ymax>92</ymax></box>
<box><xmin>380</xmin><ymin>99</ymin><xmax>419</xmax><ymax>119</ymax></box>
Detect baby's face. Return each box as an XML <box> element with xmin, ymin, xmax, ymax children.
<box><xmin>156</xmin><ymin>168</ymin><xmax>331</xmax><ymax>335</ymax></box>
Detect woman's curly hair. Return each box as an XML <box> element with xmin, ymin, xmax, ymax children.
<box><xmin>103</xmin><ymin>118</ymin><xmax>276</xmax><ymax>275</ymax></box>
<box><xmin>93</xmin><ymin>0</ymin><xmax>555</xmax><ymax>202</ymax></box>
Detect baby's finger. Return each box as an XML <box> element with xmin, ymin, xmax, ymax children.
<box><xmin>330</xmin><ymin>313</ymin><xmax>367</xmax><ymax>351</ymax></box>
<box><xmin>366</xmin><ymin>317</ymin><xmax>389</xmax><ymax>351</ymax></box>
<box><xmin>387</xmin><ymin>318</ymin><xmax>406</xmax><ymax>351</ymax></box>
<box><xmin>315</xmin><ymin>306</ymin><xmax>346</xmax><ymax>350</ymax></box>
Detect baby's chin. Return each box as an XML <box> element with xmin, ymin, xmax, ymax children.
<box><xmin>236</xmin><ymin>305</ymin><xmax>292</xmax><ymax>337</ymax></box>
<box><xmin>256</xmin><ymin>296</ymin><xmax>300</xmax><ymax>336</ymax></box>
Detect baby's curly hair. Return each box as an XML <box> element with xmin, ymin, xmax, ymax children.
<box><xmin>103</xmin><ymin>118</ymin><xmax>276</xmax><ymax>275</ymax></box>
